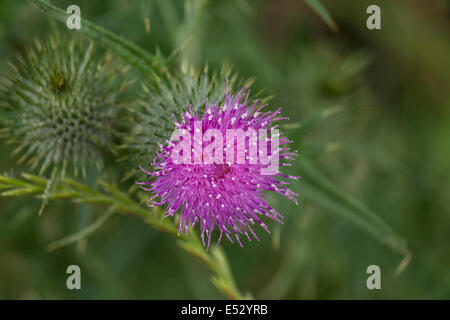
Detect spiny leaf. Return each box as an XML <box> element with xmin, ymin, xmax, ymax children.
<box><xmin>0</xmin><ymin>174</ymin><xmax>245</xmax><ymax>298</ymax></box>
<box><xmin>99</xmin><ymin>181</ymin><xmax>135</xmax><ymax>206</ymax></box>
<box><xmin>296</xmin><ymin>157</ymin><xmax>410</xmax><ymax>266</ymax></box>
<box><xmin>28</xmin><ymin>0</ymin><xmax>166</xmax><ymax>80</ymax></box>
<box><xmin>1</xmin><ymin>186</ymin><xmax>43</xmax><ymax>196</ymax></box>
<box><xmin>21</xmin><ymin>173</ymin><xmax>47</xmax><ymax>186</ymax></box>
<box><xmin>47</xmin><ymin>207</ymin><xmax>116</xmax><ymax>251</ymax></box>
<box><xmin>0</xmin><ymin>175</ymin><xmax>29</xmax><ymax>187</ymax></box>
<box><xmin>62</xmin><ymin>177</ymin><xmax>102</xmax><ymax>196</ymax></box>
<box><xmin>39</xmin><ymin>166</ymin><xmax>61</xmax><ymax>215</ymax></box>
<box><xmin>1</xmin><ymin>32</ymin><xmax>125</xmax><ymax>176</ymax></box>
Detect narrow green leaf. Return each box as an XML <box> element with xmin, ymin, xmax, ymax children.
<box><xmin>297</xmin><ymin>157</ymin><xmax>410</xmax><ymax>258</ymax></box>
<box><xmin>0</xmin><ymin>175</ymin><xmax>29</xmax><ymax>187</ymax></box>
<box><xmin>0</xmin><ymin>183</ymin><xmax>11</xmax><ymax>190</ymax></box>
<box><xmin>73</xmin><ymin>196</ymin><xmax>113</xmax><ymax>206</ymax></box>
<box><xmin>304</xmin><ymin>0</ymin><xmax>339</xmax><ymax>33</ymax></box>
<box><xmin>39</xmin><ymin>166</ymin><xmax>61</xmax><ymax>215</ymax></box>
<box><xmin>62</xmin><ymin>177</ymin><xmax>102</xmax><ymax>196</ymax></box>
<box><xmin>28</xmin><ymin>0</ymin><xmax>167</xmax><ymax>79</ymax></box>
<box><xmin>99</xmin><ymin>181</ymin><xmax>135</xmax><ymax>206</ymax></box>
<box><xmin>47</xmin><ymin>207</ymin><xmax>116</xmax><ymax>251</ymax></box>
<box><xmin>21</xmin><ymin>173</ymin><xmax>47</xmax><ymax>187</ymax></box>
<box><xmin>1</xmin><ymin>186</ymin><xmax>43</xmax><ymax>196</ymax></box>
<box><xmin>50</xmin><ymin>191</ymin><xmax>80</xmax><ymax>199</ymax></box>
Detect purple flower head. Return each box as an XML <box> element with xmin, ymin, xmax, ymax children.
<box><xmin>137</xmin><ymin>83</ymin><xmax>298</xmax><ymax>249</ymax></box>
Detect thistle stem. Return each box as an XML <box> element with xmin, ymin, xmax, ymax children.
<box><xmin>0</xmin><ymin>173</ymin><xmax>246</xmax><ymax>300</ymax></box>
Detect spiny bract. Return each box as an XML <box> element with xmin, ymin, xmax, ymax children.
<box><xmin>138</xmin><ymin>84</ymin><xmax>299</xmax><ymax>249</ymax></box>
<box><xmin>125</xmin><ymin>66</ymin><xmax>253</xmax><ymax>168</ymax></box>
<box><xmin>0</xmin><ymin>32</ymin><xmax>125</xmax><ymax>177</ymax></box>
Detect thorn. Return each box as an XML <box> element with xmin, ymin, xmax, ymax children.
<box><xmin>145</xmin><ymin>17</ymin><xmax>151</xmax><ymax>34</ymax></box>
<box><xmin>395</xmin><ymin>250</ymin><xmax>412</xmax><ymax>275</ymax></box>
<box><xmin>38</xmin><ymin>203</ymin><xmax>45</xmax><ymax>216</ymax></box>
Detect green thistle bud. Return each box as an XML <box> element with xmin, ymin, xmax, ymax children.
<box><xmin>123</xmin><ymin>66</ymin><xmax>254</xmax><ymax>170</ymax></box>
<box><xmin>1</xmin><ymin>32</ymin><xmax>126</xmax><ymax>177</ymax></box>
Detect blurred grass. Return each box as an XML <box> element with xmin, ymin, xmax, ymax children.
<box><xmin>1</xmin><ymin>0</ymin><xmax>450</xmax><ymax>299</ymax></box>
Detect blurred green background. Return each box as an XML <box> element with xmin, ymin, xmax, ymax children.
<box><xmin>1</xmin><ymin>0</ymin><xmax>450</xmax><ymax>299</ymax></box>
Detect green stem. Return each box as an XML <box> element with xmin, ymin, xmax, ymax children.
<box><xmin>46</xmin><ymin>206</ymin><xmax>116</xmax><ymax>251</ymax></box>
<box><xmin>0</xmin><ymin>173</ymin><xmax>245</xmax><ymax>300</ymax></box>
<box><xmin>297</xmin><ymin>157</ymin><xmax>411</xmax><ymax>262</ymax></box>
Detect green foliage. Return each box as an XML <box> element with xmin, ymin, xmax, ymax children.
<box><xmin>304</xmin><ymin>0</ymin><xmax>339</xmax><ymax>33</ymax></box>
<box><xmin>0</xmin><ymin>172</ymin><xmax>244</xmax><ymax>299</ymax></box>
<box><xmin>296</xmin><ymin>157</ymin><xmax>410</xmax><ymax>261</ymax></box>
<box><xmin>0</xmin><ymin>0</ymin><xmax>449</xmax><ymax>300</ymax></box>
<box><xmin>28</xmin><ymin>0</ymin><xmax>167</xmax><ymax>81</ymax></box>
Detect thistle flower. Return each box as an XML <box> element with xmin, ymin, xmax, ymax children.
<box><xmin>124</xmin><ymin>67</ymin><xmax>248</xmax><ymax>167</ymax></box>
<box><xmin>0</xmin><ymin>32</ymin><xmax>125</xmax><ymax>177</ymax></box>
<box><xmin>138</xmin><ymin>83</ymin><xmax>299</xmax><ymax>249</ymax></box>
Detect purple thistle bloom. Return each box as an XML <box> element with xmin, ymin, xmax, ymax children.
<box><xmin>137</xmin><ymin>83</ymin><xmax>298</xmax><ymax>249</ymax></box>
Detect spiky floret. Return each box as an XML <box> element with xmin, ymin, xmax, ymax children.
<box><xmin>123</xmin><ymin>66</ymin><xmax>257</xmax><ymax>172</ymax></box>
<box><xmin>0</xmin><ymin>32</ymin><xmax>126</xmax><ymax>177</ymax></box>
<box><xmin>138</xmin><ymin>84</ymin><xmax>299</xmax><ymax>249</ymax></box>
